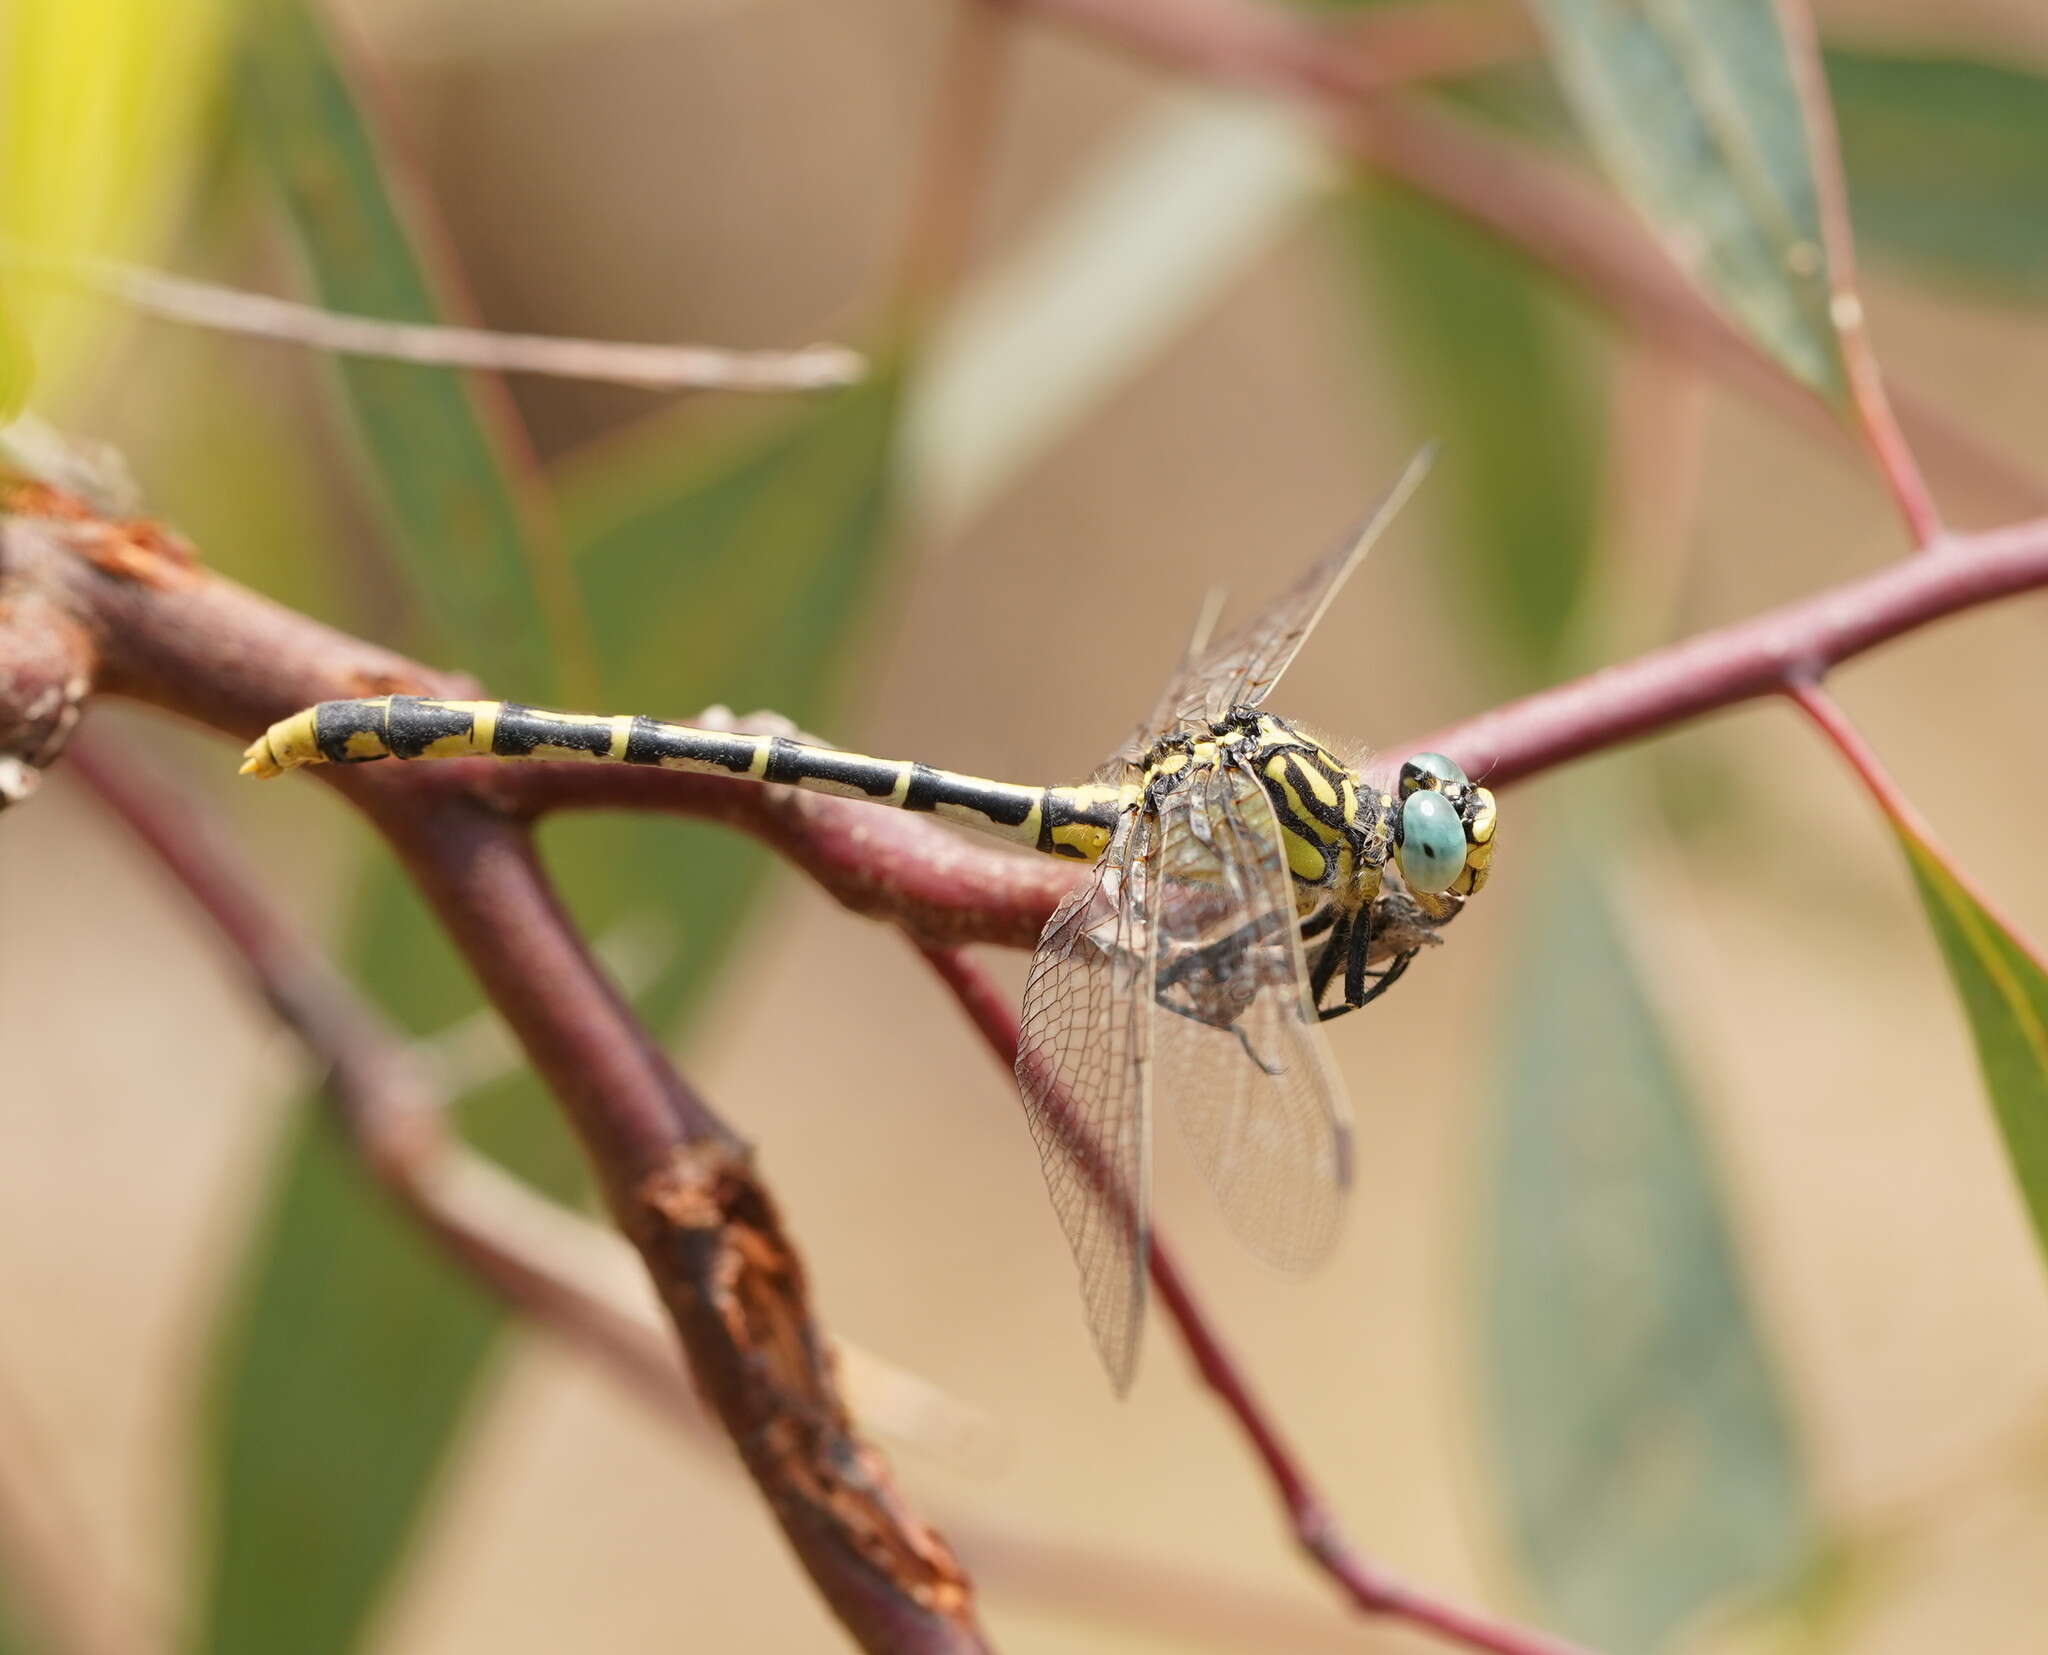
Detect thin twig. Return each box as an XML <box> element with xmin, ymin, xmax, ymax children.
<box><xmin>1414</xmin><ymin>513</ymin><xmax>2048</xmax><ymax>787</ymax></box>
<box><xmin>5</xmin><ymin>247</ymin><xmax>865</xmax><ymax>393</ymax></box>
<box><xmin>1785</xmin><ymin>680</ymin><xmax>2048</xmax><ymax>974</ymax></box>
<box><xmin>916</xmin><ymin>942</ymin><xmax>1596</xmax><ymax>1655</ymax></box>
<box><xmin>1771</xmin><ymin>0</ymin><xmax>1943</xmax><ymax>545</ymax></box>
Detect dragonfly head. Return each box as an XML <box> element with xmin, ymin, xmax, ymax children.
<box><xmin>1390</xmin><ymin>752</ymin><xmax>1495</xmax><ymax>907</ymax></box>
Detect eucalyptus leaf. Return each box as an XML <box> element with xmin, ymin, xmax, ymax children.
<box><xmin>233</xmin><ymin>0</ymin><xmax>574</xmax><ymax>697</ymax></box>
<box><xmin>1528</xmin><ymin>0</ymin><xmax>1849</xmax><ymax>404</ymax></box>
<box><xmin>1900</xmin><ymin>830</ymin><xmax>2048</xmax><ymax>1267</ymax></box>
<box><xmin>1488</xmin><ymin>842</ymin><xmax>1806</xmax><ymax>1652</ymax></box>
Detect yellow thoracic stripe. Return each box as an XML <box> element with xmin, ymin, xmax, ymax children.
<box><xmin>244</xmin><ymin>695</ymin><xmax>1131</xmax><ymax>862</ymax></box>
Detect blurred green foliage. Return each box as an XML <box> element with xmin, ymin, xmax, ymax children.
<box><xmin>1830</xmin><ymin>52</ymin><xmax>2048</xmax><ymax>304</ymax></box>
<box><xmin>0</xmin><ymin>0</ymin><xmax>235</xmax><ymax>407</ymax></box>
<box><xmin>1488</xmin><ymin>842</ymin><xmax>1808</xmax><ymax>1653</ymax></box>
<box><xmin>1344</xmin><ymin>182</ymin><xmax>1604</xmax><ymax>687</ymax></box>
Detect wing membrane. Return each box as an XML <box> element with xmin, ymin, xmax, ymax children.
<box><xmin>1015</xmin><ymin>808</ymin><xmax>1156</xmax><ymax>1392</ymax></box>
<box><xmin>1147</xmin><ymin>759</ymin><xmax>1352</xmax><ymax>1270</ymax></box>
<box><xmin>1149</xmin><ymin>448</ymin><xmax>1433</xmax><ymax>737</ymax></box>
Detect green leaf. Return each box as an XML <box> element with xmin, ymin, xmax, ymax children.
<box><xmin>234</xmin><ymin>0</ymin><xmax>578</xmax><ymax>697</ymax></box>
<box><xmin>1830</xmin><ymin>50</ymin><xmax>2048</xmax><ymax>305</ymax></box>
<box><xmin>1487</xmin><ymin>838</ymin><xmax>1807</xmax><ymax>1652</ymax></box>
<box><xmin>1899</xmin><ymin>830</ymin><xmax>2048</xmax><ymax>1266</ymax></box>
<box><xmin>1342</xmin><ymin>182</ymin><xmax>1603</xmax><ymax>684</ymax></box>
<box><xmin>1528</xmin><ymin>0</ymin><xmax>1848</xmax><ymax>405</ymax></box>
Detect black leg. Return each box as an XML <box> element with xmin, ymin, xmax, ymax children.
<box><xmin>1343</xmin><ymin>903</ymin><xmax>1372</xmax><ymax>1008</ymax></box>
<box><xmin>1355</xmin><ymin>948</ymin><xmax>1417</xmax><ymax>1007</ymax></box>
<box><xmin>1318</xmin><ymin>908</ymin><xmax>1419</xmax><ymax>1022</ymax></box>
<box><xmin>1307</xmin><ymin>910</ymin><xmax>1352</xmax><ymax>1013</ymax></box>
<box><xmin>1230</xmin><ymin>1023</ymin><xmax>1285</xmax><ymax>1076</ymax></box>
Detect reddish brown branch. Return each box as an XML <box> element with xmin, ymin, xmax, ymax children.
<box><xmin>0</xmin><ymin>506</ymin><xmax>988</xmax><ymax>1653</ymax></box>
<box><xmin>918</xmin><ymin>943</ymin><xmax>1595</xmax><ymax>1655</ymax></box>
<box><xmin>1787</xmin><ymin>681</ymin><xmax>2048</xmax><ymax>974</ymax></box>
<box><xmin>481</xmin><ymin>757</ymin><xmax>1075</xmax><ymax>948</ymax></box>
<box><xmin>1416</xmin><ymin>514</ymin><xmax>2048</xmax><ymax>786</ymax></box>
<box><xmin>472</xmin><ymin>512</ymin><xmax>2048</xmax><ymax>861</ymax></box>
<box><xmin>375</xmin><ymin>796</ymin><xmax>986</xmax><ymax>1651</ymax></box>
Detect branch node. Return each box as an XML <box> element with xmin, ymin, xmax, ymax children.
<box><xmin>0</xmin><ymin>529</ymin><xmax>99</xmax><ymax>806</ymax></box>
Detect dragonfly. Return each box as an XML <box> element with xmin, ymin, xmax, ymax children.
<box><xmin>240</xmin><ymin>449</ymin><xmax>1495</xmax><ymax>1392</ymax></box>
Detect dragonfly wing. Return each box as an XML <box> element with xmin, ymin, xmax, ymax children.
<box><xmin>1157</xmin><ymin>448</ymin><xmax>1433</xmax><ymax>734</ymax></box>
<box><xmin>1148</xmin><ymin>759</ymin><xmax>1352</xmax><ymax>1271</ymax></box>
<box><xmin>1098</xmin><ymin>585</ymin><xmax>1228</xmax><ymax>779</ymax></box>
<box><xmin>1015</xmin><ymin>807</ymin><xmax>1157</xmax><ymax>1393</ymax></box>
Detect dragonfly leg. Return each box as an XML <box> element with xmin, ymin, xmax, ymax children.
<box><xmin>1344</xmin><ymin>905</ymin><xmax>1373</xmax><ymax>1006</ymax></box>
<box><xmin>1316</xmin><ymin>912</ymin><xmax>1417</xmax><ymax>1022</ymax></box>
<box><xmin>1355</xmin><ymin>947</ymin><xmax>1417</xmax><ymax>1008</ymax></box>
<box><xmin>1230</xmin><ymin>1022</ymin><xmax>1286</xmax><ymax>1077</ymax></box>
<box><xmin>1306</xmin><ymin>909</ymin><xmax>1352</xmax><ymax>1013</ymax></box>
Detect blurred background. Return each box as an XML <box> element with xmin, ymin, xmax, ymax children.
<box><xmin>5</xmin><ymin>0</ymin><xmax>2048</xmax><ymax>1650</ymax></box>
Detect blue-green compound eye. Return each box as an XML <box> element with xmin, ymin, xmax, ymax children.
<box><xmin>1398</xmin><ymin>751</ymin><xmax>1467</xmax><ymax>796</ymax></box>
<box><xmin>1396</xmin><ymin>789</ymin><xmax>1466</xmax><ymax>894</ymax></box>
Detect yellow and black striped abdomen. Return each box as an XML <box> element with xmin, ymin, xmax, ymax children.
<box><xmin>244</xmin><ymin>695</ymin><xmax>1130</xmax><ymax>862</ymax></box>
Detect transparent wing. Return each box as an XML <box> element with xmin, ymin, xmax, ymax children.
<box><xmin>1152</xmin><ymin>447</ymin><xmax>1433</xmax><ymax>736</ymax></box>
<box><xmin>1147</xmin><ymin>758</ymin><xmax>1352</xmax><ymax>1270</ymax></box>
<box><xmin>1015</xmin><ymin>807</ymin><xmax>1156</xmax><ymax>1393</ymax></box>
<box><xmin>1099</xmin><ymin>585</ymin><xmax>1227</xmax><ymax>779</ymax></box>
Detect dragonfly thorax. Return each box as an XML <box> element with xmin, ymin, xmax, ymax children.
<box><xmin>1137</xmin><ymin>709</ymin><xmax>1390</xmax><ymax>918</ymax></box>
